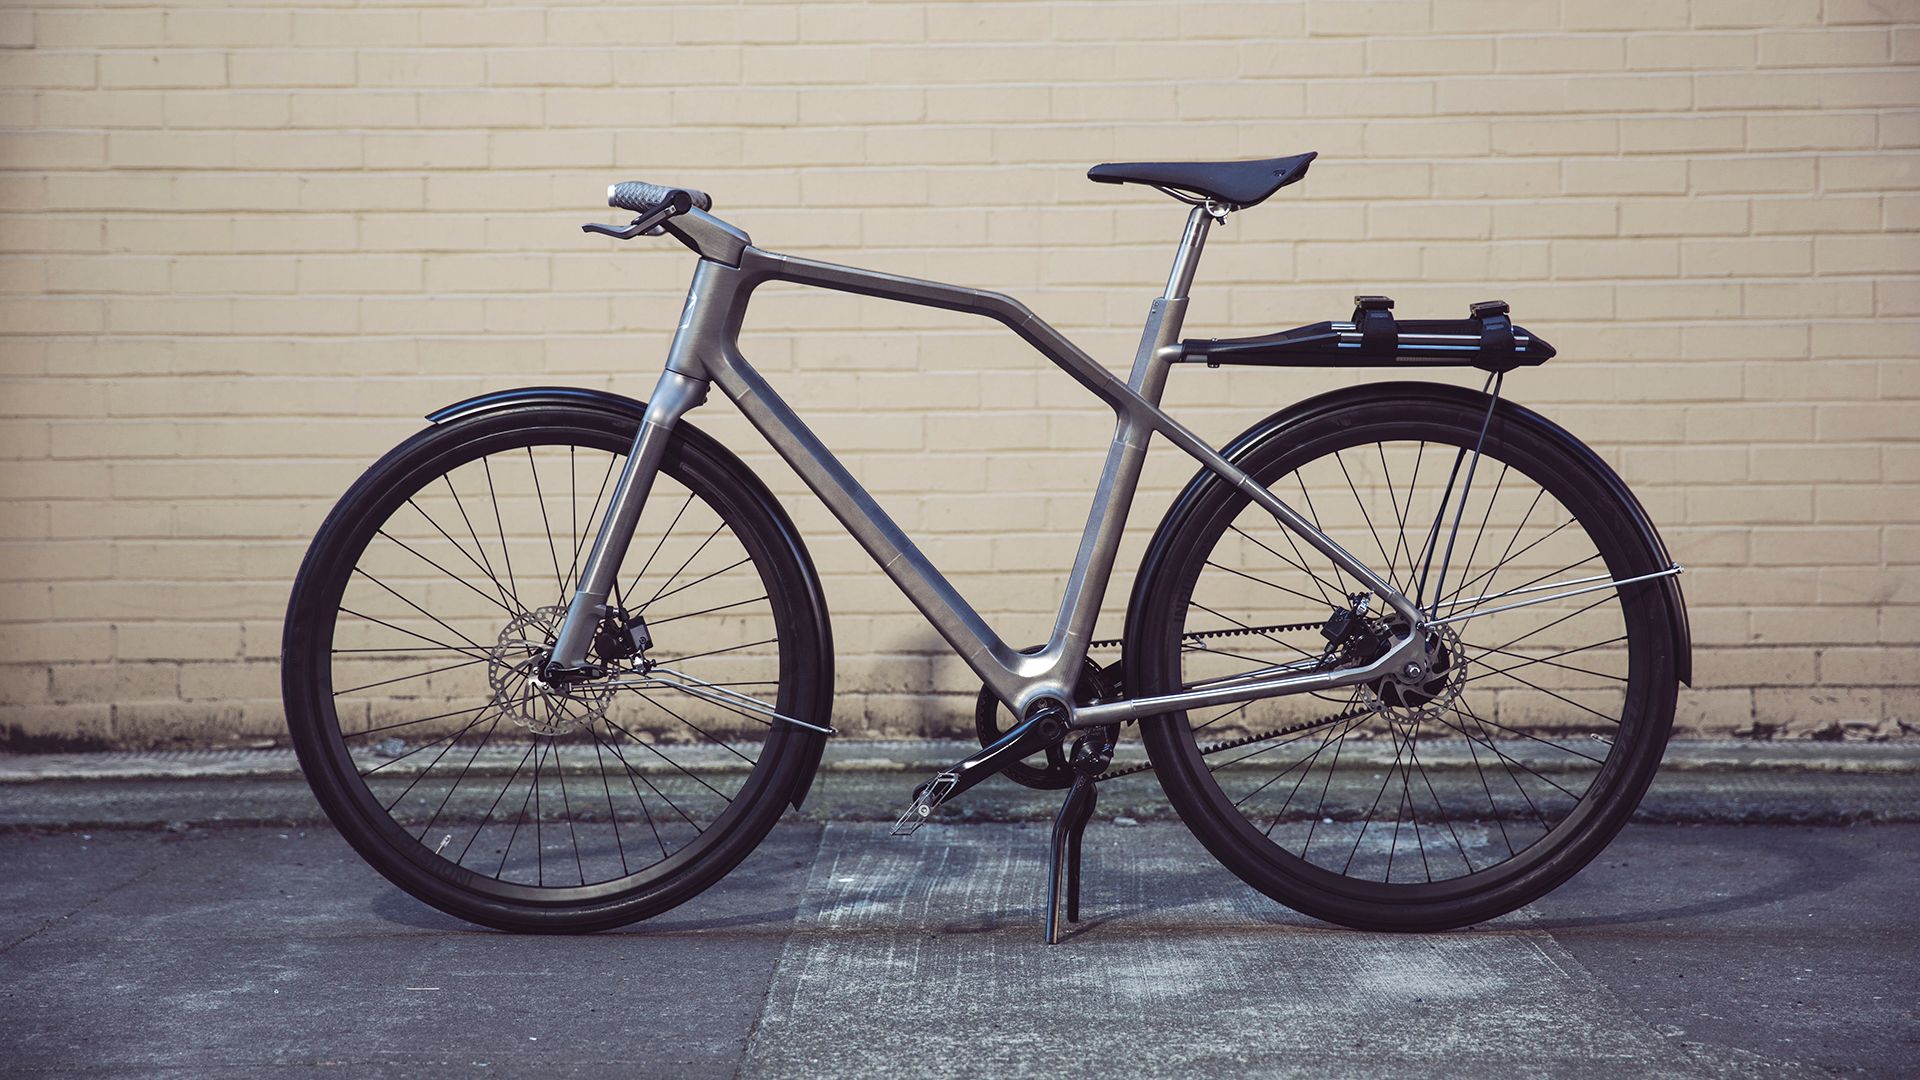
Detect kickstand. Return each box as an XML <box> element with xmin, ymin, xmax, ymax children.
<box><xmin>1044</xmin><ymin>735</ymin><xmax>1110</xmax><ymax>945</ymax></box>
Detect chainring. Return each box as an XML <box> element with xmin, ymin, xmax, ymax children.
<box><xmin>973</xmin><ymin>657</ymin><xmax>1122</xmax><ymax>790</ymax></box>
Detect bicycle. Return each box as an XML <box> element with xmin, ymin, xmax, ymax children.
<box><xmin>282</xmin><ymin>152</ymin><xmax>1691</xmax><ymax>943</ymax></box>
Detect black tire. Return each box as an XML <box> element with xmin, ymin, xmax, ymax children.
<box><xmin>282</xmin><ymin>403</ymin><xmax>832</xmax><ymax>932</ymax></box>
<box><xmin>1131</xmin><ymin>386</ymin><xmax>1682</xmax><ymax>931</ymax></box>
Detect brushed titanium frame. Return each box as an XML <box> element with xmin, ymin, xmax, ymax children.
<box><xmin>549</xmin><ymin>205</ymin><xmax>1429</xmax><ymax>728</ymax></box>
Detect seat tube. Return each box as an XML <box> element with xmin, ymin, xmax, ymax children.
<box><xmin>547</xmin><ymin>367</ymin><xmax>714</xmax><ymax>673</ymax></box>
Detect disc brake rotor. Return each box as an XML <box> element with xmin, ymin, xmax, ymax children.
<box><xmin>486</xmin><ymin>605</ymin><xmax>617</xmax><ymax>736</ymax></box>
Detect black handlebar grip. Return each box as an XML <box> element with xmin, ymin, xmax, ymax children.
<box><xmin>607</xmin><ymin>181</ymin><xmax>713</xmax><ymax>215</ymax></box>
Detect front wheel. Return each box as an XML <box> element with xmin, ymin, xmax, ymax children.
<box><xmin>282</xmin><ymin>403</ymin><xmax>832</xmax><ymax>931</ymax></box>
<box><xmin>1132</xmin><ymin>387</ymin><xmax>1682</xmax><ymax>931</ymax></box>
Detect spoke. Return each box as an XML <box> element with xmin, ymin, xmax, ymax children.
<box><xmin>625</xmin><ymin>492</ymin><xmax>695</xmax><ymax>600</ymax></box>
<box><xmin>1392</xmin><ymin>441</ymin><xmax>1429</xmax><ymax>592</ymax></box>
<box><xmin>1376</xmin><ymin>440</ymin><xmax>1418</xmax><ymax>590</ymax></box>
<box><xmin>528</xmin><ymin>447</ymin><xmax>566</xmax><ymax>598</ymax></box>
<box><xmin>333</xmin><ymin>655</ymin><xmax>488</xmax><ymax>698</ymax></box>
<box><xmin>1190</xmin><ymin>698</ymin><xmax>1255</xmax><ymax>735</ymax></box>
<box><xmin>655</xmin><ymin>637</ymin><xmax>778</xmax><ymax>666</ymax></box>
<box><xmin>1227</xmin><ymin>524</ymin><xmax>1344</xmax><ymax>607</ymax></box>
<box><xmin>1291</xmin><ymin>470</ymin><xmax>1352</xmax><ymax>595</ymax></box>
<box><xmin>1343</xmin><ymin>715</ymin><xmax>1418</xmax><ymax>874</ymax></box>
<box><xmin>590</xmin><ymin>735</ymin><xmax>631</xmax><ymax>878</ymax></box>
<box><xmin>1203</xmin><ymin>559</ymin><xmax>1335</xmax><ymax>612</ymax></box>
<box><xmin>348</xmin><ymin>699</ymin><xmax>496</xmax><ymax>739</ymax></box>
<box><xmin>379</xmin><ymin>713</ymin><xmax>485</xmax><ymax>814</ymax></box>
<box><xmin>481</xmin><ymin>456</ymin><xmax>520</xmax><ymax>610</ymax></box>
<box><xmin>1446</xmin><ymin>462</ymin><xmax>1509</xmax><ymax>615</ymax></box>
<box><xmin>1435</xmin><ymin>704</ymin><xmax>1582</xmax><ymax>801</ymax></box>
<box><xmin>347</xmin><ymin>568</ymin><xmax>488</xmax><ymax>654</ymax></box>
<box><xmin>1461</xmin><ymin>724</ymin><xmax>1518</xmax><ymax>858</ymax></box>
<box><xmin>337</xmin><ymin>608</ymin><xmax>490</xmax><ymax>663</ymax></box>
<box><xmin>584</xmin><ymin>721</ymin><xmax>675</xmax><ymax>854</ymax></box>
<box><xmin>600</xmin><ymin>714</ymin><xmax>735</xmax><ymax>802</ymax></box>
<box><xmin>628</xmin><ymin>690</ymin><xmax>760</xmax><ymax>766</ymax></box>
<box><xmin>638</xmin><ymin>521</ymin><xmax>727</xmax><ymax>611</ymax></box>
<box><xmin>590</xmin><ymin>719</ymin><xmax>707</xmax><ymax>832</ymax></box>
<box><xmin>1461</xmin><ymin>660</ymin><xmax>1624</xmax><ymax>727</ymax></box>
<box><xmin>334</xmin><ymin>645</ymin><xmax>486</xmax><ymax>656</ymax></box>
<box><xmin>563</xmin><ymin>452</ymin><xmax>620</xmax><ymax>597</ymax></box>
<box><xmin>401</xmin><ymin>502</ymin><xmax>529</xmax><ymax>620</ymax></box>
<box><xmin>1449</xmin><ymin>701</ymin><xmax>1550</xmax><ymax>832</ymax></box>
<box><xmin>455</xmin><ymin>740</ymin><xmax>537</xmax><ymax>867</ymax></box>
<box><xmin>1465</xmin><ymin>593</ymin><xmax>1615</xmax><ymax>666</ymax></box>
<box><xmin>416</xmin><ymin>712</ymin><xmax>507</xmax><ymax>841</ymax></box>
<box><xmin>359</xmin><ymin>704</ymin><xmax>501</xmax><ymax>778</ymax></box>
<box><xmin>635</xmin><ymin>557</ymin><xmax>757</xmax><ymax>616</ymax></box>
<box><xmin>440</xmin><ymin>475</ymin><xmax>526</xmax><ymax>618</ymax></box>
<box><xmin>370</xmin><ymin>526</ymin><xmax>520</xmax><ymax>617</ymax></box>
<box><xmin>1440</xmin><ymin>503</ymin><xmax>1575</xmax><ymax>610</ymax></box>
<box><xmin>551</xmin><ymin>738</ymin><xmax>586</xmax><ymax>886</ymax></box>
<box><xmin>647</xmin><ymin>593</ymin><xmax>770</xmax><ymax>627</ymax></box>
<box><xmin>1334</xmin><ymin>448</ymin><xmax>1395</xmax><ymax>583</ymax></box>
<box><xmin>1294</xmin><ymin>712</ymin><xmax>1352</xmax><ymax>855</ymax></box>
<box><xmin>497</xmin><ymin>740</ymin><xmax>544</xmax><ymax>881</ymax></box>
<box><xmin>1461</xmin><ymin>635</ymin><xmax>1628</xmax><ymax>684</ymax></box>
<box><xmin>1447</xmin><ymin>701</ymin><xmax>1609</xmax><ymax>764</ymax></box>
<box><xmin>1407</xmin><ymin>729</ymin><xmax>1476</xmax><ymax>875</ymax></box>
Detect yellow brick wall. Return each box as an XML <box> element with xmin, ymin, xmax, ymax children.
<box><xmin>1</xmin><ymin>0</ymin><xmax>1916</xmax><ymax>747</ymax></box>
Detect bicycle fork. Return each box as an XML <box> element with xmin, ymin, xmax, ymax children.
<box><xmin>545</xmin><ymin>367</ymin><xmax>710</xmax><ymax>680</ymax></box>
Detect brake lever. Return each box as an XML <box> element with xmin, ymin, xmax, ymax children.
<box><xmin>580</xmin><ymin>203</ymin><xmax>676</xmax><ymax>240</ymax></box>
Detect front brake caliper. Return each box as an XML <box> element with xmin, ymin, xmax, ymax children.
<box><xmin>593</xmin><ymin>606</ymin><xmax>652</xmax><ymax>665</ymax></box>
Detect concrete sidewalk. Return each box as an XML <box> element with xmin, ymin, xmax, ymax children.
<box><xmin>3</xmin><ymin>740</ymin><xmax>1919</xmax><ymax>831</ymax></box>
<box><xmin>1</xmin><ymin>818</ymin><xmax>1914</xmax><ymax>1078</ymax></box>
<box><xmin>3</xmin><ymin>745</ymin><xmax>1916</xmax><ymax>1077</ymax></box>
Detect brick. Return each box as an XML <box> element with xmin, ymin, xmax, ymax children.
<box><xmin>1627</xmin><ymin>32</ymin><xmax>1755</xmax><ymax>71</ymax></box>
<box><xmin>1746</xmin><ymin>113</ymin><xmax>1877</xmax><ymax>151</ymax></box>
<box><xmin>1682</xmin><ymin>238</ymin><xmax>1813</xmax><ymax>277</ymax></box>
<box><xmin>98</xmin><ymin>51</ymin><xmax>225</xmax><ymax>90</ymax></box>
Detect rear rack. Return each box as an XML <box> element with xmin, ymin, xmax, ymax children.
<box><xmin>1179</xmin><ymin>297</ymin><xmax>1554</xmax><ymax>374</ymax></box>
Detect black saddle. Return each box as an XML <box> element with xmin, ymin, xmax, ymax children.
<box><xmin>1087</xmin><ymin>151</ymin><xmax>1317</xmax><ymax>209</ymax></box>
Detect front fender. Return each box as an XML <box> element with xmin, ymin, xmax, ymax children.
<box><xmin>1125</xmin><ymin>382</ymin><xmax>1691</xmax><ymax>685</ymax></box>
<box><xmin>428</xmin><ymin>385</ymin><xmax>653</xmax><ymax>426</ymax></box>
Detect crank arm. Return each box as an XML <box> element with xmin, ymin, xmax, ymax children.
<box><xmin>894</xmin><ymin>709</ymin><xmax>1067</xmax><ymax>830</ymax></box>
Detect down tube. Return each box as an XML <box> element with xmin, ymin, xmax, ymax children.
<box><xmin>700</xmin><ymin>350</ymin><xmax>1055</xmax><ymax>708</ymax></box>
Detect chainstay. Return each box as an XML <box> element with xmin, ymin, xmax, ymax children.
<box><xmin>1081</xmin><ymin>617</ymin><xmax>1369</xmax><ymax>784</ymax></box>
<box><xmin>1093</xmin><ymin>700</ymin><xmax>1373</xmax><ymax>783</ymax></box>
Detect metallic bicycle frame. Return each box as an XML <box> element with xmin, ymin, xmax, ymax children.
<box><xmin>549</xmin><ymin>205</ymin><xmax>1429</xmax><ymax>728</ymax></box>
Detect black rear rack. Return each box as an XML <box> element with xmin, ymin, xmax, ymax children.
<box><xmin>1179</xmin><ymin>297</ymin><xmax>1554</xmax><ymax>374</ymax></box>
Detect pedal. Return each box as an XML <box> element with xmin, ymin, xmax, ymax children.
<box><xmin>891</xmin><ymin>771</ymin><xmax>960</xmax><ymax>836</ymax></box>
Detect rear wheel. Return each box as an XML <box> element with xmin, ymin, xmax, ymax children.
<box><xmin>1133</xmin><ymin>389</ymin><xmax>1680</xmax><ymax>931</ymax></box>
<box><xmin>282</xmin><ymin>403</ymin><xmax>831</xmax><ymax>931</ymax></box>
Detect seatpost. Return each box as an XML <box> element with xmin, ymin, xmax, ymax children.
<box><xmin>1162</xmin><ymin>204</ymin><xmax>1215</xmax><ymax>301</ymax></box>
